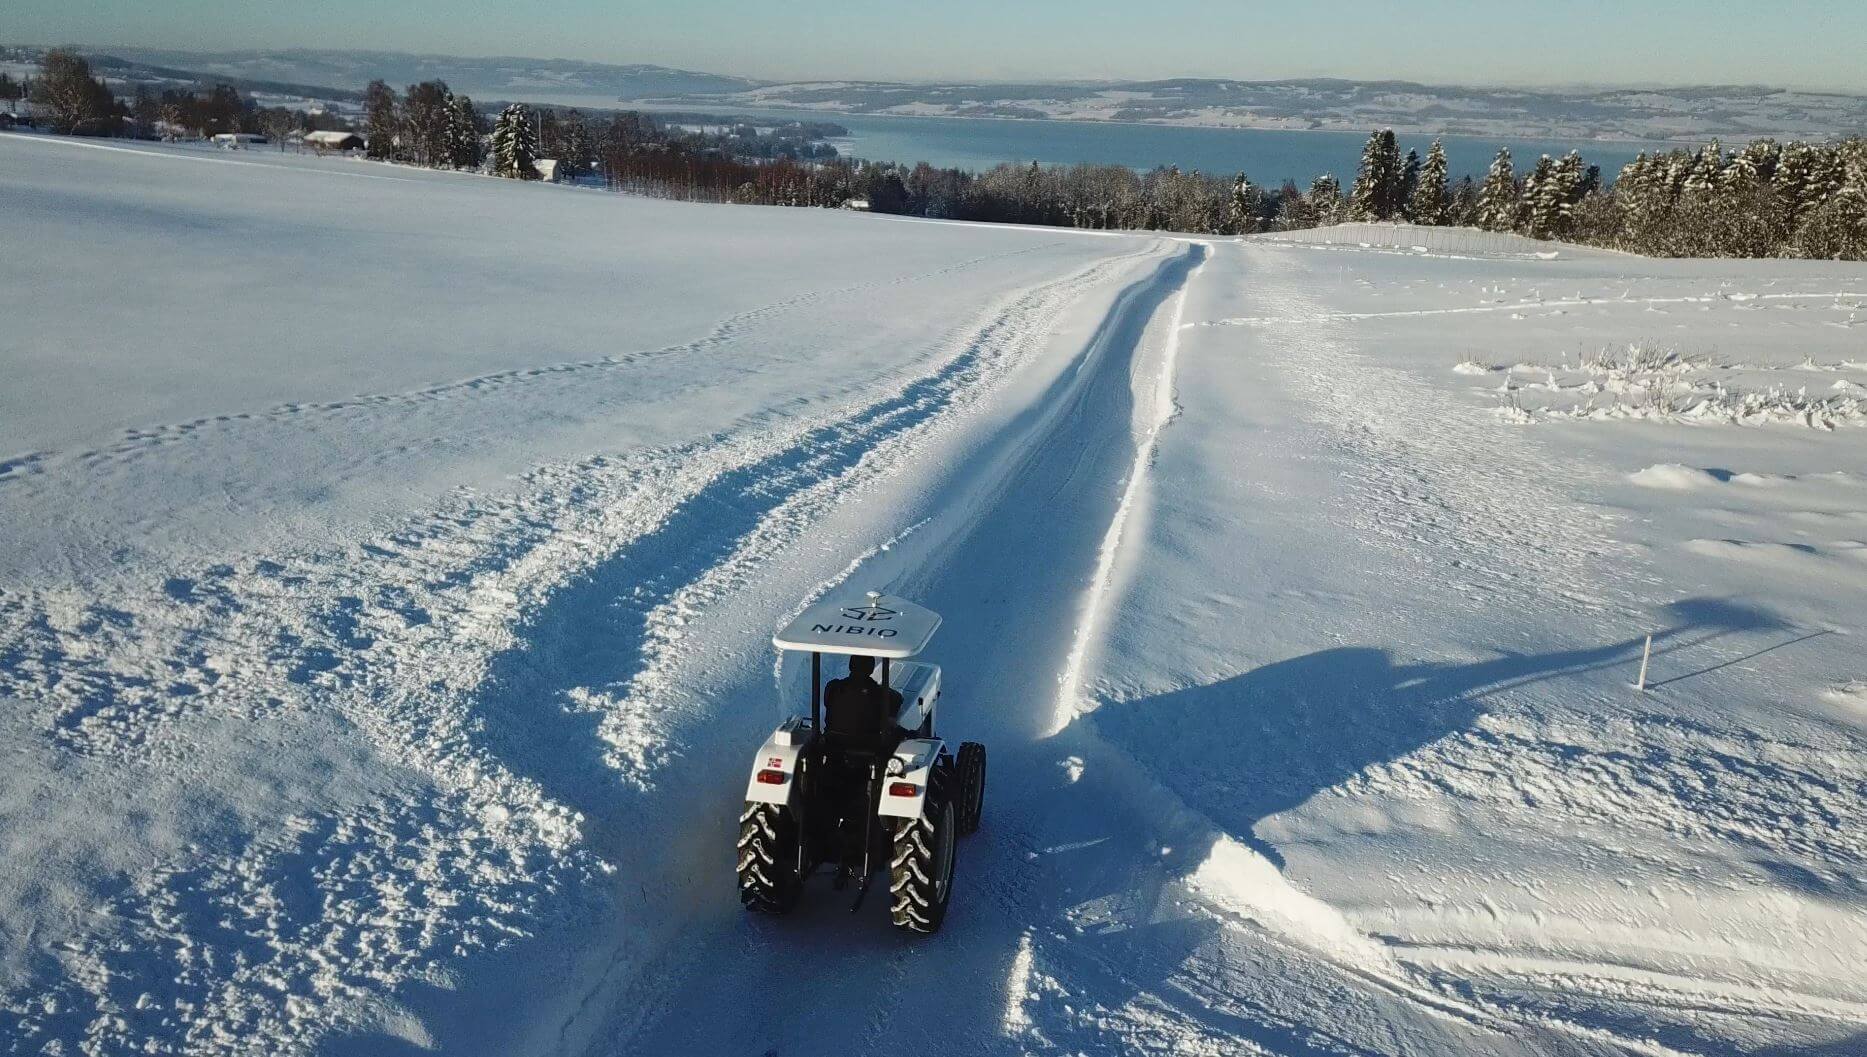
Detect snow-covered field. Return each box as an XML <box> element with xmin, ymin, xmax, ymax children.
<box><xmin>2</xmin><ymin>132</ymin><xmax>1863</xmax><ymax>1057</ymax></box>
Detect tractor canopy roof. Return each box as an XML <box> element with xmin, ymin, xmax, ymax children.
<box><xmin>773</xmin><ymin>592</ymin><xmax>941</xmax><ymax>659</ymax></box>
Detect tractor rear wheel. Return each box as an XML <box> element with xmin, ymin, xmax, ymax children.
<box><xmin>956</xmin><ymin>742</ymin><xmax>986</xmax><ymax>836</ymax></box>
<box><xmin>737</xmin><ymin>801</ymin><xmax>802</xmax><ymax>914</ymax></box>
<box><xmin>889</xmin><ymin>759</ymin><xmax>957</xmax><ymax>934</ymax></box>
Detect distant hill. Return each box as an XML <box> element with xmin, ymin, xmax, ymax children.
<box><xmin>99</xmin><ymin>47</ymin><xmax>765</xmax><ymax>102</ymax></box>
<box><xmin>20</xmin><ymin>45</ymin><xmax>1867</xmax><ymax>140</ymax></box>
<box><xmin>658</xmin><ymin>75</ymin><xmax>1867</xmax><ymax>142</ymax></box>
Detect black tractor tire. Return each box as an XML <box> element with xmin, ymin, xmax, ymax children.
<box><xmin>889</xmin><ymin>759</ymin><xmax>958</xmax><ymax>934</ymax></box>
<box><xmin>737</xmin><ymin>801</ymin><xmax>802</xmax><ymax>914</ymax></box>
<box><xmin>956</xmin><ymin>741</ymin><xmax>986</xmax><ymax>836</ymax></box>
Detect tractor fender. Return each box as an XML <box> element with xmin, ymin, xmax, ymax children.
<box><xmin>877</xmin><ymin>738</ymin><xmax>945</xmax><ymax>820</ymax></box>
<box><xmin>744</xmin><ymin>716</ymin><xmax>812</xmax><ymax>806</ymax></box>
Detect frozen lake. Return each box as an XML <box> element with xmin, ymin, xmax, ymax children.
<box><xmin>623</xmin><ymin>101</ymin><xmax>1664</xmax><ymax>183</ymax></box>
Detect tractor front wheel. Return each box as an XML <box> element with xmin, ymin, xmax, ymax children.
<box><xmin>889</xmin><ymin>759</ymin><xmax>957</xmax><ymax>934</ymax></box>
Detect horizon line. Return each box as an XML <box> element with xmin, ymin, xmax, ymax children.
<box><xmin>13</xmin><ymin>41</ymin><xmax>1866</xmax><ymax>99</ymax></box>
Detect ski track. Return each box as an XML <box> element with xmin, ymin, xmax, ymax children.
<box><xmin>0</xmin><ymin>242</ymin><xmax>1060</xmax><ymax>485</ymax></box>
<box><xmin>0</xmin><ymin>240</ymin><xmax>1171</xmax><ymax>1054</ymax></box>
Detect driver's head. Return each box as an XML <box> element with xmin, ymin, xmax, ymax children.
<box><xmin>846</xmin><ymin>654</ymin><xmax>876</xmax><ymax>681</ymax></box>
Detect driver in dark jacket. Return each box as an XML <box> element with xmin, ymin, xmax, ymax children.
<box><xmin>824</xmin><ymin>654</ymin><xmax>903</xmax><ymax>737</ymax></box>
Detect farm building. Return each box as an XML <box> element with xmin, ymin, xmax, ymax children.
<box><xmin>302</xmin><ymin>130</ymin><xmax>365</xmax><ymax>151</ymax></box>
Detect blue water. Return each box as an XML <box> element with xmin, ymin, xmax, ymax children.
<box><xmin>637</xmin><ymin>103</ymin><xmax>1662</xmax><ymax>186</ymax></box>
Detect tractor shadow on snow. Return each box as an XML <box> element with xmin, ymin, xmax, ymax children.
<box><xmin>981</xmin><ymin>597</ymin><xmax>1813</xmax><ymax>1053</ymax></box>
<box><xmin>1081</xmin><ymin>595</ymin><xmax>1791</xmax><ymax>872</ymax></box>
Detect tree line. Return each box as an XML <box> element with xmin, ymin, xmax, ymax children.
<box><xmin>12</xmin><ymin>49</ymin><xmax>352</xmax><ymax>142</ymax></box>
<box><xmin>586</xmin><ymin>123</ymin><xmax>1867</xmax><ymax>260</ymax></box>
<box><xmin>12</xmin><ymin>49</ymin><xmax>1864</xmax><ymax>259</ymax></box>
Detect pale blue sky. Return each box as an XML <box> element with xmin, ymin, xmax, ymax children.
<box><xmin>13</xmin><ymin>1</ymin><xmax>1867</xmax><ymax>91</ymax></box>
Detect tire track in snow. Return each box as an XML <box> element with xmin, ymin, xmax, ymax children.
<box><xmin>0</xmin><ymin>241</ymin><xmax>1174</xmax><ymax>1056</ymax></box>
<box><xmin>488</xmin><ymin>242</ymin><xmax>1173</xmax><ymax>788</ymax></box>
<box><xmin>548</xmin><ymin>241</ymin><xmax>1194</xmax><ymax>1054</ymax></box>
<box><xmin>1052</xmin><ymin>242</ymin><xmax>1209</xmax><ymax>732</ymax></box>
<box><xmin>596</xmin><ymin>242</ymin><xmax>1209</xmax><ymax>1057</ymax></box>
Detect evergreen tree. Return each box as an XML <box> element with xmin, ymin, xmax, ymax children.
<box><xmin>1349</xmin><ymin>129</ymin><xmax>1403</xmax><ymax>220</ymax></box>
<box><xmin>1807</xmin><ymin>144</ymin><xmax>1847</xmax><ymax>213</ymax></box>
<box><xmin>1791</xmin><ymin>144</ymin><xmax>1867</xmax><ymax>260</ymax></box>
<box><xmin>447</xmin><ymin>94</ymin><xmax>483</xmax><ymax>170</ymax></box>
<box><xmin>1408</xmin><ymin>139</ymin><xmax>1450</xmax><ymax>225</ymax></box>
<box><xmin>1521</xmin><ymin>154</ymin><xmax>1561</xmax><ymax>237</ymax></box>
<box><xmin>1682</xmin><ymin>140</ymin><xmax>1723</xmax><ymax>198</ymax></box>
<box><xmin>491</xmin><ymin>104</ymin><xmax>540</xmax><ymax>180</ymax></box>
<box><xmin>1449</xmin><ymin>175</ymin><xmax>1480</xmax><ymax>226</ymax></box>
<box><xmin>363</xmin><ymin>80</ymin><xmax>398</xmax><ymax>160</ymax></box>
<box><xmin>1306</xmin><ymin>173</ymin><xmax>1345</xmax><ymax>226</ymax></box>
<box><xmin>1476</xmin><ymin>148</ymin><xmax>1517</xmax><ymax>232</ymax></box>
<box><xmin>1724</xmin><ymin>139</ymin><xmax>1779</xmax><ymax>190</ymax></box>
<box><xmin>1399</xmin><ymin>148</ymin><xmax>1421</xmax><ymax>215</ymax></box>
<box><xmin>1228</xmin><ymin>172</ymin><xmax>1259</xmax><ymax>234</ymax></box>
<box><xmin>1618</xmin><ymin>150</ymin><xmax>1701</xmax><ymax>254</ymax></box>
<box><xmin>1548</xmin><ymin>151</ymin><xmax>1587</xmax><ymax>237</ymax></box>
<box><xmin>1774</xmin><ymin>141</ymin><xmax>1820</xmax><ymax>227</ymax></box>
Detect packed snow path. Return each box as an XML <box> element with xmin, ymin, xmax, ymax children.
<box><xmin>3</xmin><ymin>136</ymin><xmax>1864</xmax><ymax>1056</ymax></box>
<box><xmin>595</xmin><ymin>240</ymin><xmax>1867</xmax><ymax>1057</ymax></box>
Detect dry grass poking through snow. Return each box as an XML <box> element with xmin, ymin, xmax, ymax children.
<box><xmin>1461</xmin><ymin>342</ymin><xmax>1867</xmax><ymax>429</ymax></box>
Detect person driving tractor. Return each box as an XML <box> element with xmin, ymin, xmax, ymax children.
<box><xmin>823</xmin><ymin>654</ymin><xmax>904</xmax><ymax>737</ymax></box>
<box><xmin>740</xmin><ymin>592</ymin><xmax>984</xmax><ymax>933</ymax></box>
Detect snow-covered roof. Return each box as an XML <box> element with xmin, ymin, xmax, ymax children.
<box><xmin>303</xmin><ymin>130</ymin><xmax>362</xmax><ymax>145</ymax></box>
<box><xmin>773</xmin><ymin>593</ymin><xmax>941</xmax><ymax>658</ymax></box>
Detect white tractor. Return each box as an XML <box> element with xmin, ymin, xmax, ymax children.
<box><xmin>737</xmin><ymin>592</ymin><xmax>986</xmax><ymax>933</ymax></box>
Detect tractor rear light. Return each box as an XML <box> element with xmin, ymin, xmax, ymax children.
<box><xmin>756</xmin><ymin>769</ymin><xmax>785</xmax><ymax>785</ymax></box>
<box><xmin>888</xmin><ymin>782</ymin><xmax>920</xmax><ymax>798</ymax></box>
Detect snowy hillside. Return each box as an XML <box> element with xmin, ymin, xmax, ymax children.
<box><xmin>97</xmin><ymin>47</ymin><xmax>764</xmax><ymax>102</ymax></box>
<box><xmin>2</xmin><ymin>132</ymin><xmax>1863</xmax><ymax>1056</ymax></box>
